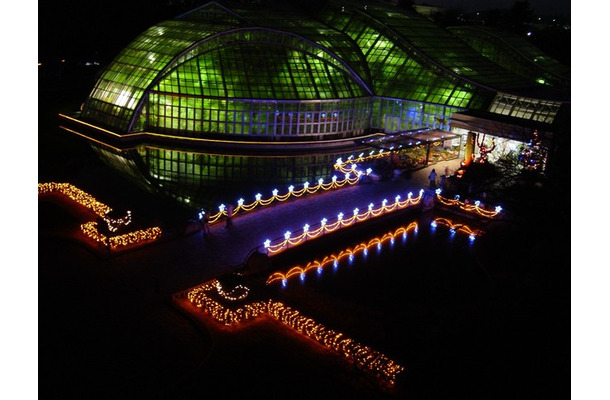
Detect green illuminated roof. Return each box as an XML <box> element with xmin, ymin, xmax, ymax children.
<box><xmin>448</xmin><ymin>26</ymin><xmax>570</xmax><ymax>88</ymax></box>
<box><xmin>81</xmin><ymin>0</ymin><xmax>569</xmax><ymax>134</ymax></box>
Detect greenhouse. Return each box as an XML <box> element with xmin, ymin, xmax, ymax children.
<box><xmin>60</xmin><ymin>0</ymin><xmax>570</xmax><ymax>208</ymax></box>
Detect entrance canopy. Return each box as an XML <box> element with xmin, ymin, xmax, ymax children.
<box><xmin>355</xmin><ymin>129</ymin><xmax>460</xmax><ymax>151</ymax></box>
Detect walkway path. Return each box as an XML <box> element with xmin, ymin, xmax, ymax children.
<box><xmin>107</xmin><ymin>159</ymin><xmax>462</xmax><ymax>295</ymax></box>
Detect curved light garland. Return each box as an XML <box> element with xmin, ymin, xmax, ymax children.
<box><xmin>202</xmin><ymin>158</ymin><xmax>373</xmax><ymax>225</ymax></box>
<box><xmin>266</xmin><ymin>222</ymin><xmax>419</xmax><ymax>285</ymax></box>
<box><xmin>215</xmin><ymin>280</ymin><xmax>250</xmax><ymax>302</ymax></box>
<box><xmin>431</xmin><ymin>217</ymin><xmax>483</xmax><ymax>240</ymax></box>
<box><xmin>185</xmin><ymin>281</ymin><xmax>404</xmax><ymax>386</ymax></box>
<box><xmin>263</xmin><ymin>190</ymin><xmax>424</xmax><ymax>256</ymax></box>
<box><xmin>435</xmin><ymin>190</ymin><xmax>502</xmax><ymax>218</ymax></box>
<box><xmin>104</xmin><ymin>210</ymin><xmax>132</xmax><ymax>233</ymax></box>
<box><xmin>39</xmin><ymin>182</ymin><xmax>163</xmax><ymax>251</ymax></box>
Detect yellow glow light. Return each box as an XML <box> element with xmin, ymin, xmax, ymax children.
<box><xmin>435</xmin><ymin>193</ymin><xmax>500</xmax><ymax>218</ymax></box>
<box><xmin>265</xmin><ymin>191</ymin><xmax>423</xmax><ymax>256</ymax></box>
<box><xmin>266</xmin><ymin>222</ymin><xmax>418</xmax><ymax>285</ymax></box>
<box><xmin>185</xmin><ymin>281</ymin><xmax>404</xmax><ymax>385</ymax></box>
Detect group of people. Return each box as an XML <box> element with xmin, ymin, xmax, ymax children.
<box><xmin>428</xmin><ymin>166</ymin><xmax>450</xmax><ymax>190</ymax></box>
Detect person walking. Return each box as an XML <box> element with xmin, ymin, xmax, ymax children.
<box><xmin>225</xmin><ymin>203</ymin><xmax>234</xmax><ymax>229</ymax></box>
<box><xmin>428</xmin><ymin>168</ymin><xmax>437</xmax><ymax>189</ymax></box>
<box><xmin>201</xmin><ymin>210</ymin><xmax>211</xmax><ymax>236</ymax></box>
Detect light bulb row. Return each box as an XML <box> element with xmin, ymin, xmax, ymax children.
<box><xmin>264</xmin><ymin>190</ymin><xmax>424</xmax><ymax>255</ymax></box>
<box><xmin>267</xmin><ymin>222</ymin><xmax>419</xmax><ymax>285</ymax></box>
<box><xmin>40</xmin><ymin>182</ymin><xmax>163</xmax><ymax>252</ymax></box>
<box><xmin>185</xmin><ymin>281</ymin><xmax>403</xmax><ymax>386</ymax></box>
<box><xmin>81</xmin><ymin>221</ymin><xmax>162</xmax><ymax>250</ymax></box>
<box><xmin>431</xmin><ymin>217</ymin><xmax>482</xmax><ymax>239</ymax></box>
<box><xmin>435</xmin><ymin>191</ymin><xmax>502</xmax><ymax>218</ymax></box>
<box><xmin>38</xmin><ymin>182</ymin><xmax>111</xmax><ymax>217</ymax></box>
<box><xmin>205</xmin><ymin>174</ymin><xmax>363</xmax><ymax>225</ymax></box>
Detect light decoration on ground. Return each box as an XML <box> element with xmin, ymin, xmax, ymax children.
<box><xmin>38</xmin><ymin>182</ymin><xmax>111</xmax><ymax>216</ymax></box>
<box><xmin>39</xmin><ymin>182</ymin><xmax>162</xmax><ymax>251</ymax></box>
<box><xmin>263</xmin><ymin>190</ymin><xmax>424</xmax><ymax>256</ymax></box>
<box><xmin>185</xmin><ymin>281</ymin><xmax>404</xmax><ymax>386</ymax></box>
<box><xmin>203</xmin><ymin>158</ymin><xmax>373</xmax><ymax>225</ymax></box>
<box><xmin>435</xmin><ymin>190</ymin><xmax>502</xmax><ymax>218</ymax></box>
<box><xmin>215</xmin><ymin>280</ymin><xmax>250</xmax><ymax>302</ymax></box>
<box><xmin>80</xmin><ymin>221</ymin><xmax>162</xmax><ymax>250</ymax></box>
<box><xmin>266</xmin><ymin>222</ymin><xmax>419</xmax><ymax>285</ymax></box>
<box><xmin>103</xmin><ymin>210</ymin><xmax>132</xmax><ymax>233</ymax></box>
<box><xmin>431</xmin><ymin>218</ymin><xmax>483</xmax><ymax>239</ymax></box>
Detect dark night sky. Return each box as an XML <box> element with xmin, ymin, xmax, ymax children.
<box><xmin>36</xmin><ymin>0</ymin><xmax>573</xmax><ymax>64</ymax></box>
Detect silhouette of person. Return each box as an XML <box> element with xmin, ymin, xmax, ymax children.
<box><xmin>428</xmin><ymin>168</ymin><xmax>437</xmax><ymax>189</ymax></box>
<box><xmin>225</xmin><ymin>204</ymin><xmax>234</xmax><ymax>229</ymax></box>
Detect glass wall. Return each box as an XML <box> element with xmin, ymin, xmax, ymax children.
<box><xmin>371</xmin><ymin>97</ymin><xmax>463</xmax><ymax>132</ymax></box>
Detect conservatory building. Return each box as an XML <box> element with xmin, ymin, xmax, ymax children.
<box><xmin>60</xmin><ymin>0</ymin><xmax>570</xmax><ymax>208</ymax></box>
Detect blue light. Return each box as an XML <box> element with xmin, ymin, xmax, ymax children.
<box><xmin>431</xmin><ymin>221</ymin><xmax>437</xmax><ymax>228</ymax></box>
<box><xmin>349</xmin><ymin>254</ymin><xmax>354</xmax><ymax>263</ymax></box>
<box><xmin>469</xmin><ymin>234</ymin><xmax>476</xmax><ymax>241</ymax></box>
<box><xmin>281</xmin><ymin>279</ymin><xmax>287</xmax><ymax>288</ymax></box>
<box><xmin>300</xmin><ymin>273</ymin><xmax>305</xmax><ymax>282</ymax></box>
<box><xmin>333</xmin><ymin>260</ymin><xmax>338</xmax><ymax>270</ymax></box>
<box><xmin>390</xmin><ymin>237</ymin><xmax>395</xmax><ymax>246</ymax></box>
<box><xmin>317</xmin><ymin>266</ymin><xmax>322</xmax><ymax>277</ymax></box>
<box><xmin>363</xmin><ymin>248</ymin><xmax>368</xmax><ymax>257</ymax></box>
<box><xmin>377</xmin><ymin>243</ymin><xmax>382</xmax><ymax>252</ymax></box>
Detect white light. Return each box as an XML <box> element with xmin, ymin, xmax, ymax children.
<box><xmin>332</xmin><ymin>175</ymin><xmax>337</xmax><ymax>182</ymax></box>
<box><xmin>366</xmin><ymin>168</ymin><xmax>372</xmax><ymax>174</ymax></box>
<box><xmin>408</xmin><ymin>192</ymin><xmax>413</xmax><ymax>198</ymax></box>
<box><xmin>435</xmin><ymin>188</ymin><xmax>441</xmax><ymax>195</ymax></box>
<box><xmin>353</xmin><ymin>208</ymin><xmax>359</xmax><ymax>216</ymax></box>
<box><xmin>321</xmin><ymin>218</ymin><xmax>327</xmax><ymax>226</ymax></box>
<box><xmin>284</xmin><ymin>231</ymin><xmax>291</xmax><ymax>240</ymax></box>
<box><xmin>237</xmin><ymin>198</ymin><xmax>244</xmax><ymax>206</ymax></box>
<box><xmin>348</xmin><ymin>155</ymin><xmax>354</xmax><ymax>160</ymax></box>
<box><xmin>475</xmin><ymin>200</ymin><xmax>481</xmax><ymax>206</ymax></box>
<box><xmin>395</xmin><ymin>195</ymin><xmax>401</xmax><ymax>203</ymax></box>
<box><xmin>304</xmin><ymin>181</ymin><xmax>309</xmax><ymax>189</ymax></box>
<box><xmin>345</xmin><ymin>173</ymin><xmax>350</xmax><ymax>180</ymax></box>
<box><xmin>382</xmin><ymin>199</ymin><xmax>388</xmax><ymax>206</ymax></box>
<box><xmin>495</xmin><ymin>206</ymin><xmax>502</xmax><ymax>213</ymax></box>
<box><xmin>272</xmin><ymin>189</ymin><xmax>278</xmax><ymax>196</ymax></box>
<box><xmin>318</xmin><ymin>178</ymin><xmax>324</xmax><ymax>186</ymax></box>
<box><xmin>368</xmin><ymin>203</ymin><xmax>374</xmax><ymax>211</ymax></box>
<box><xmin>369</xmin><ymin>151</ymin><xmax>374</xmax><ymax>155</ymax></box>
<box><xmin>469</xmin><ymin>234</ymin><xmax>476</xmax><ymax>241</ymax></box>
<box><xmin>455</xmin><ymin>194</ymin><xmax>460</xmax><ymax>200</ymax></box>
<box><xmin>219</xmin><ymin>204</ymin><xmax>226</xmax><ymax>212</ymax></box>
<box><xmin>264</xmin><ymin>239</ymin><xmax>271</xmax><ymax>248</ymax></box>
<box><xmin>338</xmin><ymin>212</ymin><xmax>344</xmax><ymax>221</ymax></box>
<box><xmin>336</xmin><ymin>157</ymin><xmax>343</xmax><ymax>165</ymax></box>
<box><xmin>419</xmin><ymin>189</ymin><xmax>424</xmax><ymax>195</ymax></box>
<box><xmin>359</xmin><ymin>153</ymin><xmax>364</xmax><ymax>158</ymax></box>
<box><xmin>431</xmin><ymin>221</ymin><xmax>437</xmax><ymax>228</ymax></box>
<box><xmin>288</xmin><ymin>185</ymin><xmax>294</xmax><ymax>192</ymax></box>
<box><xmin>303</xmin><ymin>224</ymin><xmax>310</xmax><ymax>232</ymax></box>
<box><xmin>351</xmin><ymin>164</ymin><xmax>357</xmax><ymax>170</ymax></box>
<box><xmin>255</xmin><ymin>193</ymin><xmax>262</xmax><ymax>201</ymax></box>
